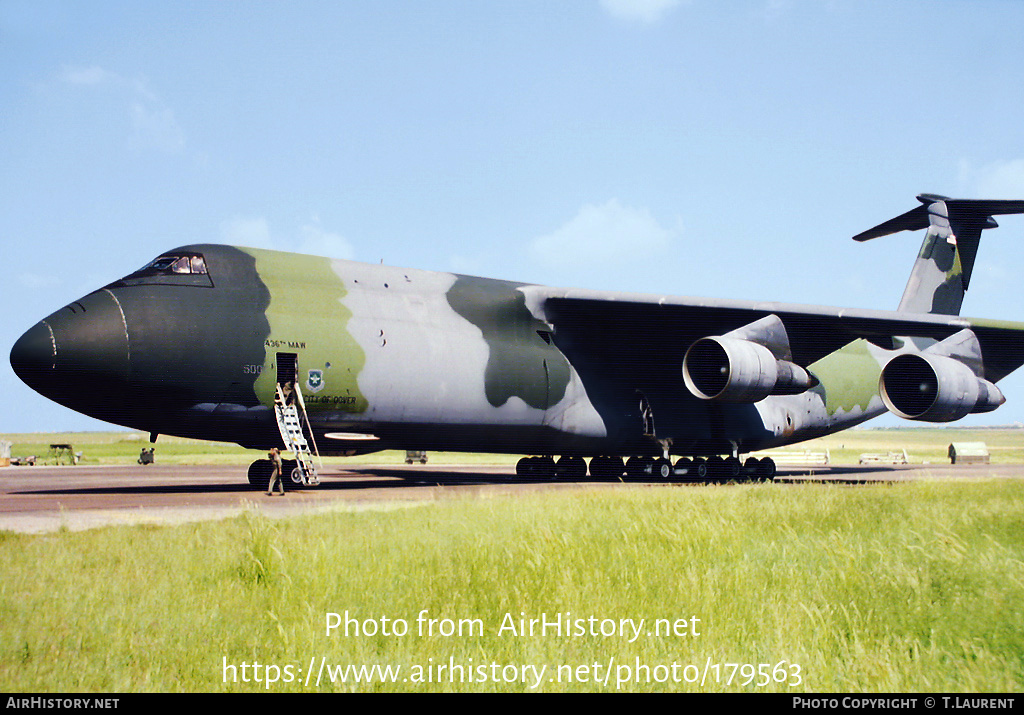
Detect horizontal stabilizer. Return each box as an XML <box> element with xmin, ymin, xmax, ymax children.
<box><xmin>853</xmin><ymin>194</ymin><xmax>1024</xmax><ymax>242</ymax></box>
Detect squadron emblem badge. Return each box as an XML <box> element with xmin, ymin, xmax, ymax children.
<box><xmin>306</xmin><ymin>369</ymin><xmax>325</xmax><ymax>393</ymax></box>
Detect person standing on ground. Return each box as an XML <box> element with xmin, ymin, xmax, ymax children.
<box><xmin>267</xmin><ymin>447</ymin><xmax>285</xmax><ymax>496</ymax></box>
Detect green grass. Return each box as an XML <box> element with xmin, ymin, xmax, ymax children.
<box><xmin>2</xmin><ymin>480</ymin><xmax>1023</xmax><ymax>692</ymax></box>
<box><xmin>0</xmin><ymin>431</ymin><xmax>520</xmax><ymax>467</ymax></box>
<box><xmin>759</xmin><ymin>427</ymin><xmax>1024</xmax><ymax>465</ymax></box>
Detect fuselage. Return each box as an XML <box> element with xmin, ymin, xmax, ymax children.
<box><xmin>7</xmin><ymin>244</ymin><xmax>912</xmax><ymax>459</ymax></box>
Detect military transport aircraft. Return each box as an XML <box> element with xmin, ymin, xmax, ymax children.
<box><xmin>10</xmin><ymin>194</ymin><xmax>1024</xmax><ymax>488</ymax></box>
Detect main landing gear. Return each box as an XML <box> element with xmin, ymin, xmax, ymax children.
<box><xmin>515</xmin><ymin>455</ymin><xmax>587</xmax><ymax>480</ymax></box>
<box><xmin>515</xmin><ymin>455</ymin><xmax>776</xmax><ymax>483</ymax></box>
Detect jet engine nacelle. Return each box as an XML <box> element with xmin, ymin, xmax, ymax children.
<box><xmin>683</xmin><ymin>337</ymin><xmax>813</xmax><ymax>403</ymax></box>
<box><xmin>879</xmin><ymin>352</ymin><xmax>1005</xmax><ymax>422</ymax></box>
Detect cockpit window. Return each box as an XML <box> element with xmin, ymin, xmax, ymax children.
<box><xmin>110</xmin><ymin>250</ymin><xmax>214</xmax><ymax>288</ymax></box>
<box><xmin>139</xmin><ymin>253</ymin><xmax>209</xmax><ymax>276</ymax></box>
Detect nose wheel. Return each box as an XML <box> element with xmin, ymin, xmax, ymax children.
<box><xmin>246</xmin><ymin>459</ymin><xmax>271</xmax><ymax>491</ymax></box>
<box><xmin>247</xmin><ymin>458</ymin><xmax>310</xmax><ymax>490</ymax></box>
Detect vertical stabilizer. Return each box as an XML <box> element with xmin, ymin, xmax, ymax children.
<box><xmin>897</xmin><ymin>198</ymin><xmax>963</xmax><ymax>314</ymax></box>
<box><xmin>853</xmin><ymin>194</ymin><xmax>1024</xmax><ymax>315</ymax></box>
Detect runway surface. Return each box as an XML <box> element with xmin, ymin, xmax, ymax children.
<box><xmin>2</xmin><ymin>461</ymin><xmax>1022</xmax><ymax>533</ymax></box>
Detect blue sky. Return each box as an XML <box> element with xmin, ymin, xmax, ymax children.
<box><xmin>3</xmin><ymin>0</ymin><xmax>1024</xmax><ymax>433</ymax></box>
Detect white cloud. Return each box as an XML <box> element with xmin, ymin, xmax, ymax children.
<box><xmin>60</xmin><ymin>65</ymin><xmax>114</xmax><ymax>86</ymax></box>
<box><xmin>129</xmin><ymin>102</ymin><xmax>185</xmax><ymax>154</ymax></box>
<box><xmin>600</xmin><ymin>0</ymin><xmax>682</xmax><ymax>24</ymax></box>
<box><xmin>59</xmin><ymin>64</ymin><xmax>182</xmax><ymax>154</ymax></box>
<box><xmin>60</xmin><ymin>63</ymin><xmax>157</xmax><ymax>101</ymax></box>
<box><xmin>220</xmin><ymin>216</ymin><xmax>355</xmax><ymax>260</ymax></box>
<box><xmin>530</xmin><ymin>199</ymin><xmax>676</xmax><ymax>268</ymax></box>
<box><xmin>220</xmin><ymin>217</ymin><xmax>273</xmax><ymax>249</ymax></box>
<box><xmin>299</xmin><ymin>223</ymin><xmax>355</xmax><ymax>260</ymax></box>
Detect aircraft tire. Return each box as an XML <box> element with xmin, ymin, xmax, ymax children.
<box><xmin>624</xmin><ymin>456</ymin><xmax>641</xmax><ymax>481</ymax></box>
<box><xmin>282</xmin><ymin>460</ymin><xmax>299</xmax><ymax>488</ymax></box>
<box><xmin>694</xmin><ymin>459</ymin><xmax>708</xmax><ymax>480</ymax></box>
<box><xmin>590</xmin><ymin>456</ymin><xmax>624</xmax><ymax>480</ymax></box>
<box><xmin>706</xmin><ymin>456</ymin><xmax>724</xmax><ymax>481</ymax></box>
<box><xmin>535</xmin><ymin>456</ymin><xmax>556</xmax><ymax>480</ymax></box>
<box><xmin>517</xmin><ymin>456</ymin><xmax>537</xmax><ymax>479</ymax></box>
<box><xmin>655</xmin><ymin>458</ymin><xmax>672</xmax><ymax>479</ymax></box>
<box><xmin>626</xmin><ymin>456</ymin><xmax>655</xmax><ymax>481</ymax></box>
<box><xmin>556</xmin><ymin>456</ymin><xmax>586</xmax><ymax>480</ymax></box>
<box><xmin>598</xmin><ymin>456</ymin><xmax>622</xmax><ymax>479</ymax></box>
<box><xmin>572</xmin><ymin>456</ymin><xmax>587</xmax><ymax>479</ymax></box>
<box><xmin>606</xmin><ymin>456</ymin><xmax>625</xmax><ymax>480</ymax></box>
<box><xmin>518</xmin><ymin>456</ymin><xmax>556</xmax><ymax>481</ymax></box>
<box><xmin>724</xmin><ymin>456</ymin><xmax>742</xmax><ymax>480</ymax></box>
<box><xmin>247</xmin><ymin>459</ymin><xmax>272</xmax><ymax>491</ymax></box>
<box><xmin>675</xmin><ymin>457</ymin><xmax>713</xmax><ymax>482</ymax></box>
<box><xmin>673</xmin><ymin>457</ymin><xmax>693</xmax><ymax>482</ymax></box>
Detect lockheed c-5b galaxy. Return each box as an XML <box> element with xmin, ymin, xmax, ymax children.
<box><xmin>11</xmin><ymin>194</ymin><xmax>1024</xmax><ymax>488</ymax></box>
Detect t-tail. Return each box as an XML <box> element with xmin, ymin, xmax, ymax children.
<box><xmin>854</xmin><ymin>194</ymin><xmax>1024</xmax><ymax>315</ymax></box>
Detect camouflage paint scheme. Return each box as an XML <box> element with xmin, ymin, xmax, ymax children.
<box><xmin>10</xmin><ymin>195</ymin><xmax>1024</xmax><ymax>466</ymax></box>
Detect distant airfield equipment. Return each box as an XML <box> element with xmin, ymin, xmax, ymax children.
<box><xmin>858</xmin><ymin>450</ymin><xmax>909</xmax><ymax>465</ymax></box>
<box><xmin>948</xmin><ymin>442</ymin><xmax>990</xmax><ymax>465</ymax></box>
<box><xmin>405</xmin><ymin>450</ymin><xmax>428</xmax><ymax>464</ymax></box>
<box><xmin>49</xmin><ymin>443</ymin><xmax>76</xmax><ymax>465</ymax></box>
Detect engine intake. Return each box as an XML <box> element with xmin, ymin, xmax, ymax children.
<box><xmin>879</xmin><ymin>353</ymin><xmax>1004</xmax><ymax>422</ymax></box>
<box><xmin>683</xmin><ymin>337</ymin><xmax>814</xmax><ymax>402</ymax></box>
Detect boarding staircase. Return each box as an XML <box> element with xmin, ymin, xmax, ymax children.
<box><xmin>274</xmin><ymin>383</ymin><xmax>321</xmax><ymax>485</ymax></box>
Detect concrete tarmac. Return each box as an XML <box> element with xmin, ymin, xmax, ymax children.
<box><xmin>1</xmin><ymin>461</ymin><xmax>1021</xmax><ymax>533</ymax></box>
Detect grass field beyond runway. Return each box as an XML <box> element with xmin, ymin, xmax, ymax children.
<box><xmin>2</xmin><ymin>426</ymin><xmax>1023</xmax><ymax>467</ymax></box>
<box><xmin>1</xmin><ymin>479</ymin><xmax>1022</xmax><ymax>692</ymax></box>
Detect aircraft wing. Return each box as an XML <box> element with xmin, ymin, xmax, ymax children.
<box><xmin>528</xmin><ymin>288</ymin><xmax>1024</xmax><ymax>384</ymax></box>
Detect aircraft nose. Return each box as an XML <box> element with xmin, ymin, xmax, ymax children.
<box><xmin>10</xmin><ymin>290</ymin><xmax>131</xmax><ymax>413</ymax></box>
<box><xmin>10</xmin><ymin>320</ymin><xmax>56</xmax><ymax>390</ymax></box>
